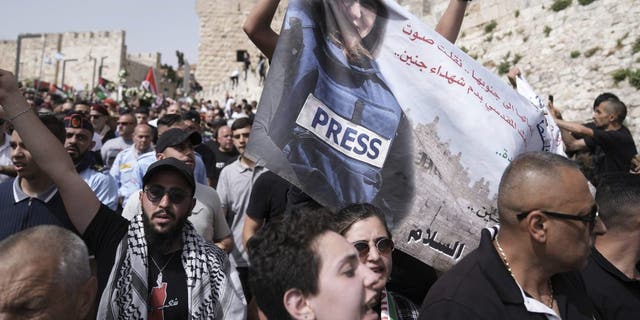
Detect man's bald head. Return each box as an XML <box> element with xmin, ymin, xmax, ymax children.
<box><xmin>0</xmin><ymin>226</ymin><xmax>96</xmax><ymax>319</ymax></box>
<box><xmin>498</xmin><ymin>152</ymin><xmax>584</xmax><ymax>226</ymax></box>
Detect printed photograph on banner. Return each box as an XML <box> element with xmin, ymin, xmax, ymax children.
<box><xmin>246</xmin><ymin>0</ymin><xmax>563</xmax><ymax>271</ymax></box>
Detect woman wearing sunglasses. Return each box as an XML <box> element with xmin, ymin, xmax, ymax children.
<box><xmin>336</xmin><ymin>203</ymin><xmax>419</xmax><ymax>320</ymax></box>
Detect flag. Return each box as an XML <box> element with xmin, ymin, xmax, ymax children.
<box><xmin>94</xmin><ymin>77</ymin><xmax>112</xmax><ymax>101</ymax></box>
<box><xmin>246</xmin><ymin>0</ymin><xmax>564</xmax><ymax>270</ymax></box>
<box><xmin>142</xmin><ymin>67</ymin><xmax>158</xmax><ymax>95</ymax></box>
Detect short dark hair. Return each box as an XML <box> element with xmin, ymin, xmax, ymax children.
<box><xmin>596</xmin><ymin>173</ymin><xmax>640</xmax><ymax>231</ymax></box>
<box><xmin>593</xmin><ymin>92</ymin><xmax>619</xmax><ymax>108</ymax></box>
<box><xmin>39</xmin><ymin>113</ymin><xmax>66</xmax><ymax>143</ymax></box>
<box><xmin>248</xmin><ymin>204</ymin><xmax>335</xmax><ymax>320</ymax></box>
<box><xmin>335</xmin><ymin>203</ymin><xmax>391</xmax><ymax>239</ymax></box>
<box><xmin>231</xmin><ymin>117</ymin><xmax>252</xmax><ymax>131</ymax></box>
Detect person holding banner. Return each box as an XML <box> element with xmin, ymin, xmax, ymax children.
<box><xmin>243</xmin><ymin>0</ymin><xmax>471</xmax><ymax>225</ymax></box>
<box><xmin>336</xmin><ymin>203</ymin><xmax>420</xmax><ymax>320</ymax></box>
<box><xmin>243</xmin><ymin>0</ymin><xmax>470</xmax><ymax>61</ymax></box>
<box><xmin>419</xmin><ymin>152</ymin><xmax>606</xmax><ymax>320</ymax></box>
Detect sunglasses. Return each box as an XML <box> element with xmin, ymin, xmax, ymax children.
<box><xmin>516</xmin><ymin>205</ymin><xmax>599</xmax><ymax>231</ymax></box>
<box><xmin>352</xmin><ymin>237</ymin><xmax>394</xmax><ymax>259</ymax></box>
<box><xmin>144</xmin><ymin>185</ymin><xmax>189</xmax><ymax>204</ymax></box>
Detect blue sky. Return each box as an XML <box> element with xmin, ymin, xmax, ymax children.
<box><xmin>1</xmin><ymin>0</ymin><xmax>199</xmax><ymax>67</ymax></box>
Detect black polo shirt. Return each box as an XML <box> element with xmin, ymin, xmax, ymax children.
<box><xmin>419</xmin><ymin>227</ymin><xmax>601</xmax><ymax>320</ymax></box>
<box><xmin>581</xmin><ymin>248</ymin><xmax>640</xmax><ymax>319</ymax></box>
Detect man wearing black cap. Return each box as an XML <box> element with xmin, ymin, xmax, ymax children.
<box><xmin>122</xmin><ymin>128</ymin><xmax>234</xmax><ymax>253</ymax></box>
<box><xmin>0</xmin><ymin>68</ymin><xmax>246</xmax><ymax>318</ymax></box>
<box><xmin>64</xmin><ymin>113</ymin><xmax>118</xmax><ymax>210</ymax></box>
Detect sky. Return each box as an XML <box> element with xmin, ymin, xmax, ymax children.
<box><xmin>1</xmin><ymin>0</ymin><xmax>200</xmax><ymax>67</ymax></box>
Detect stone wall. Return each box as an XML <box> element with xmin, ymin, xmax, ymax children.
<box><xmin>0</xmin><ymin>30</ymin><xmax>163</xmax><ymax>94</ymax></box>
<box><xmin>0</xmin><ymin>40</ymin><xmax>17</xmax><ymax>73</ymax></box>
<box><xmin>195</xmin><ymin>0</ymin><xmax>288</xmax><ymax>98</ymax></box>
<box><xmin>453</xmin><ymin>0</ymin><xmax>640</xmax><ymax>145</ymax></box>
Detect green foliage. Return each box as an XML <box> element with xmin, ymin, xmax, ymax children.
<box><xmin>515</xmin><ymin>10</ymin><xmax>520</xmax><ymax>18</ymax></box>
<box><xmin>485</xmin><ymin>35</ymin><xmax>493</xmax><ymax>42</ymax></box>
<box><xmin>570</xmin><ymin>51</ymin><xmax>581</xmax><ymax>58</ymax></box>
<box><xmin>551</xmin><ymin>0</ymin><xmax>572</xmax><ymax>12</ymax></box>
<box><xmin>498</xmin><ymin>62</ymin><xmax>511</xmax><ymax>75</ymax></box>
<box><xmin>484</xmin><ymin>20</ymin><xmax>498</xmax><ymax>34</ymax></box>
<box><xmin>512</xmin><ymin>54</ymin><xmax>523</xmax><ymax>65</ymax></box>
<box><xmin>629</xmin><ymin>69</ymin><xmax>640</xmax><ymax>89</ymax></box>
<box><xmin>460</xmin><ymin>46</ymin><xmax>469</xmax><ymax>53</ymax></box>
<box><xmin>578</xmin><ymin>0</ymin><xmax>596</xmax><ymax>5</ymax></box>
<box><xmin>633</xmin><ymin>37</ymin><xmax>640</xmax><ymax>55</ymax></box>
<box><xmin>543</xmin><ymin>26</ymin><xmax>552</xmax><ymax>37</ymax></box>
<box><xmin>612</xmin><ymin>69</ymin><xmax>628</xmax><ymax>84</ymax></box>
<box><xmin>584</xmin><ymin>47</ymin><xmax>600</xmax><ymax>58</ymax></box>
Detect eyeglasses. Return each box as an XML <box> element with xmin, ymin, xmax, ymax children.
<box><xmin>516</xmin><ymin>205</ymin><xmax>599</xmax><ymax>231</ymax></box>
<box><xmin>117</xmin><ymin>121</ymin><xmax>134</xmax><ymax>126</ymax></box>
<box><xmin>144</xmin><ymin>185</ymin><xmax>189</xmax><ymax>204</ymax></box>
<box><xmin>352</xmin><ymin>237</ymin><xmax>394</xmax><ymax>259</ymax></box>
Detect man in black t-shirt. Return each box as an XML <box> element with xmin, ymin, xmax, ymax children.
<box><xmin>582</xmin><ymin>174</ymin><xmax>640</xmax><ymax>319</ymax></box>
<box><xmin>551</xmin><ymin>97</ymin><xmax>637</xmax><ymax>185</ymax></box>
<box><xmin>205</xmin><ymin>125</ymin><xmax>239</xmax><ymax>186</ymax></box>
<box><xmin>0</xmin><ymin>70</ymin><xmax>246</xmax><ymax>320</ymax></box>
<box><xmin>242</xmin><ymin>171</ymin><xmax>290</xmax><ymax>248</ymax></box>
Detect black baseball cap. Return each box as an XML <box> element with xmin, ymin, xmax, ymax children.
<box><xmin>155</xmin><ymin>128</ymin><xmax>202</xmax><ymax>153</ymax></box>
<box><xmin>142</xmin><ymin>157</ymin><xmax>196</xmax><ymax>196</ymax></box>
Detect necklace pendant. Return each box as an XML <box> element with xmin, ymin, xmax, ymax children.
<box><xmin>156</xmin><ymin>272</ymin><xmax>163</xmax><ymax>287</ymax></box>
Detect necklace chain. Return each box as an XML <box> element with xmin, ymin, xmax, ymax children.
<box><xmin>150</xmin><ymin>251</ymin><xmax>177</xmax><ymax>274</ymax></box>
<box><xmin>494</xmin><ymin>235</ymin><xmax>555</xmax><ymax>309</ymax></box>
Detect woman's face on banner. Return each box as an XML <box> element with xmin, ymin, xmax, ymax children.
<box><xmin>342</xmin><ymin>0</ymin><xmax>379</xmax><ymax>39</ymax></box>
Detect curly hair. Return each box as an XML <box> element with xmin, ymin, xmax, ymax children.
<box><xmin>248</xmin><ymin>204</ymin><xmax>336</xmax><ymax>320</ymax></box>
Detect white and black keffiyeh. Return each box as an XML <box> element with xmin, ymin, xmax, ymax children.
<box><xmin>97</xmin><ymin>213</ymin><xmax>246</xmax><ymax>319</ymax></box>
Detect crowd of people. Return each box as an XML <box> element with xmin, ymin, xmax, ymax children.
<box><xmin>0</xmin><ymin>0</ymin><xmax>639</xmax><ymax>319</ymax></box>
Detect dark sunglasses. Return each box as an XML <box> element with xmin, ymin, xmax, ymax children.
<box><xmin>144</xmin><ymin>185</ymin><xmax>189</xmax><ymax>204</ymax></box>
<box><xmin>516</xmin><ymin>205</ymin><xmax>599</xmax><ymax>230</ymax></box>
<box><xmin>352</xmin><ymin>237</ymin><xmax>394</xmax><ymax>259</ymax></box>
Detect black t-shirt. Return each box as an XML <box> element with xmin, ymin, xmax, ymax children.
<box><xmin>246</xmin><ymin>171</ymin><xmax>290</xmax><ymax>223</ymax></box>
<box><xmin>147</xmin><ymin>249</ymin><xmax>189</xmax><ymax>320</ymax></box>
<box><xmin>583</xmin><ymin>126</ymin><xmax>637</xmax><ymax>182</ymax></box>
<box><xmin>83</xmin><ymin>205</ymin><xmax>189</xmax><ymax>319</ymax></box>
<box><xmin>83</xmin><ymin>204</ymin><xmax>129</xmax><ymax>298</ymax></box>
<box><xmin>205</xmin><ymin>142</ymin><xmax>239</xmax><ymax>186</ymax></box>
<box><xmin>581</xmin><ymin>249</ymin><xmax>640</xmax><ymax>319</ymax></box>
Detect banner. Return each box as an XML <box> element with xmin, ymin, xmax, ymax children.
<box><xmin>246</xmin><ymin>0</ymin><xmax>563</xmax><ymax>270</ymax></box>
